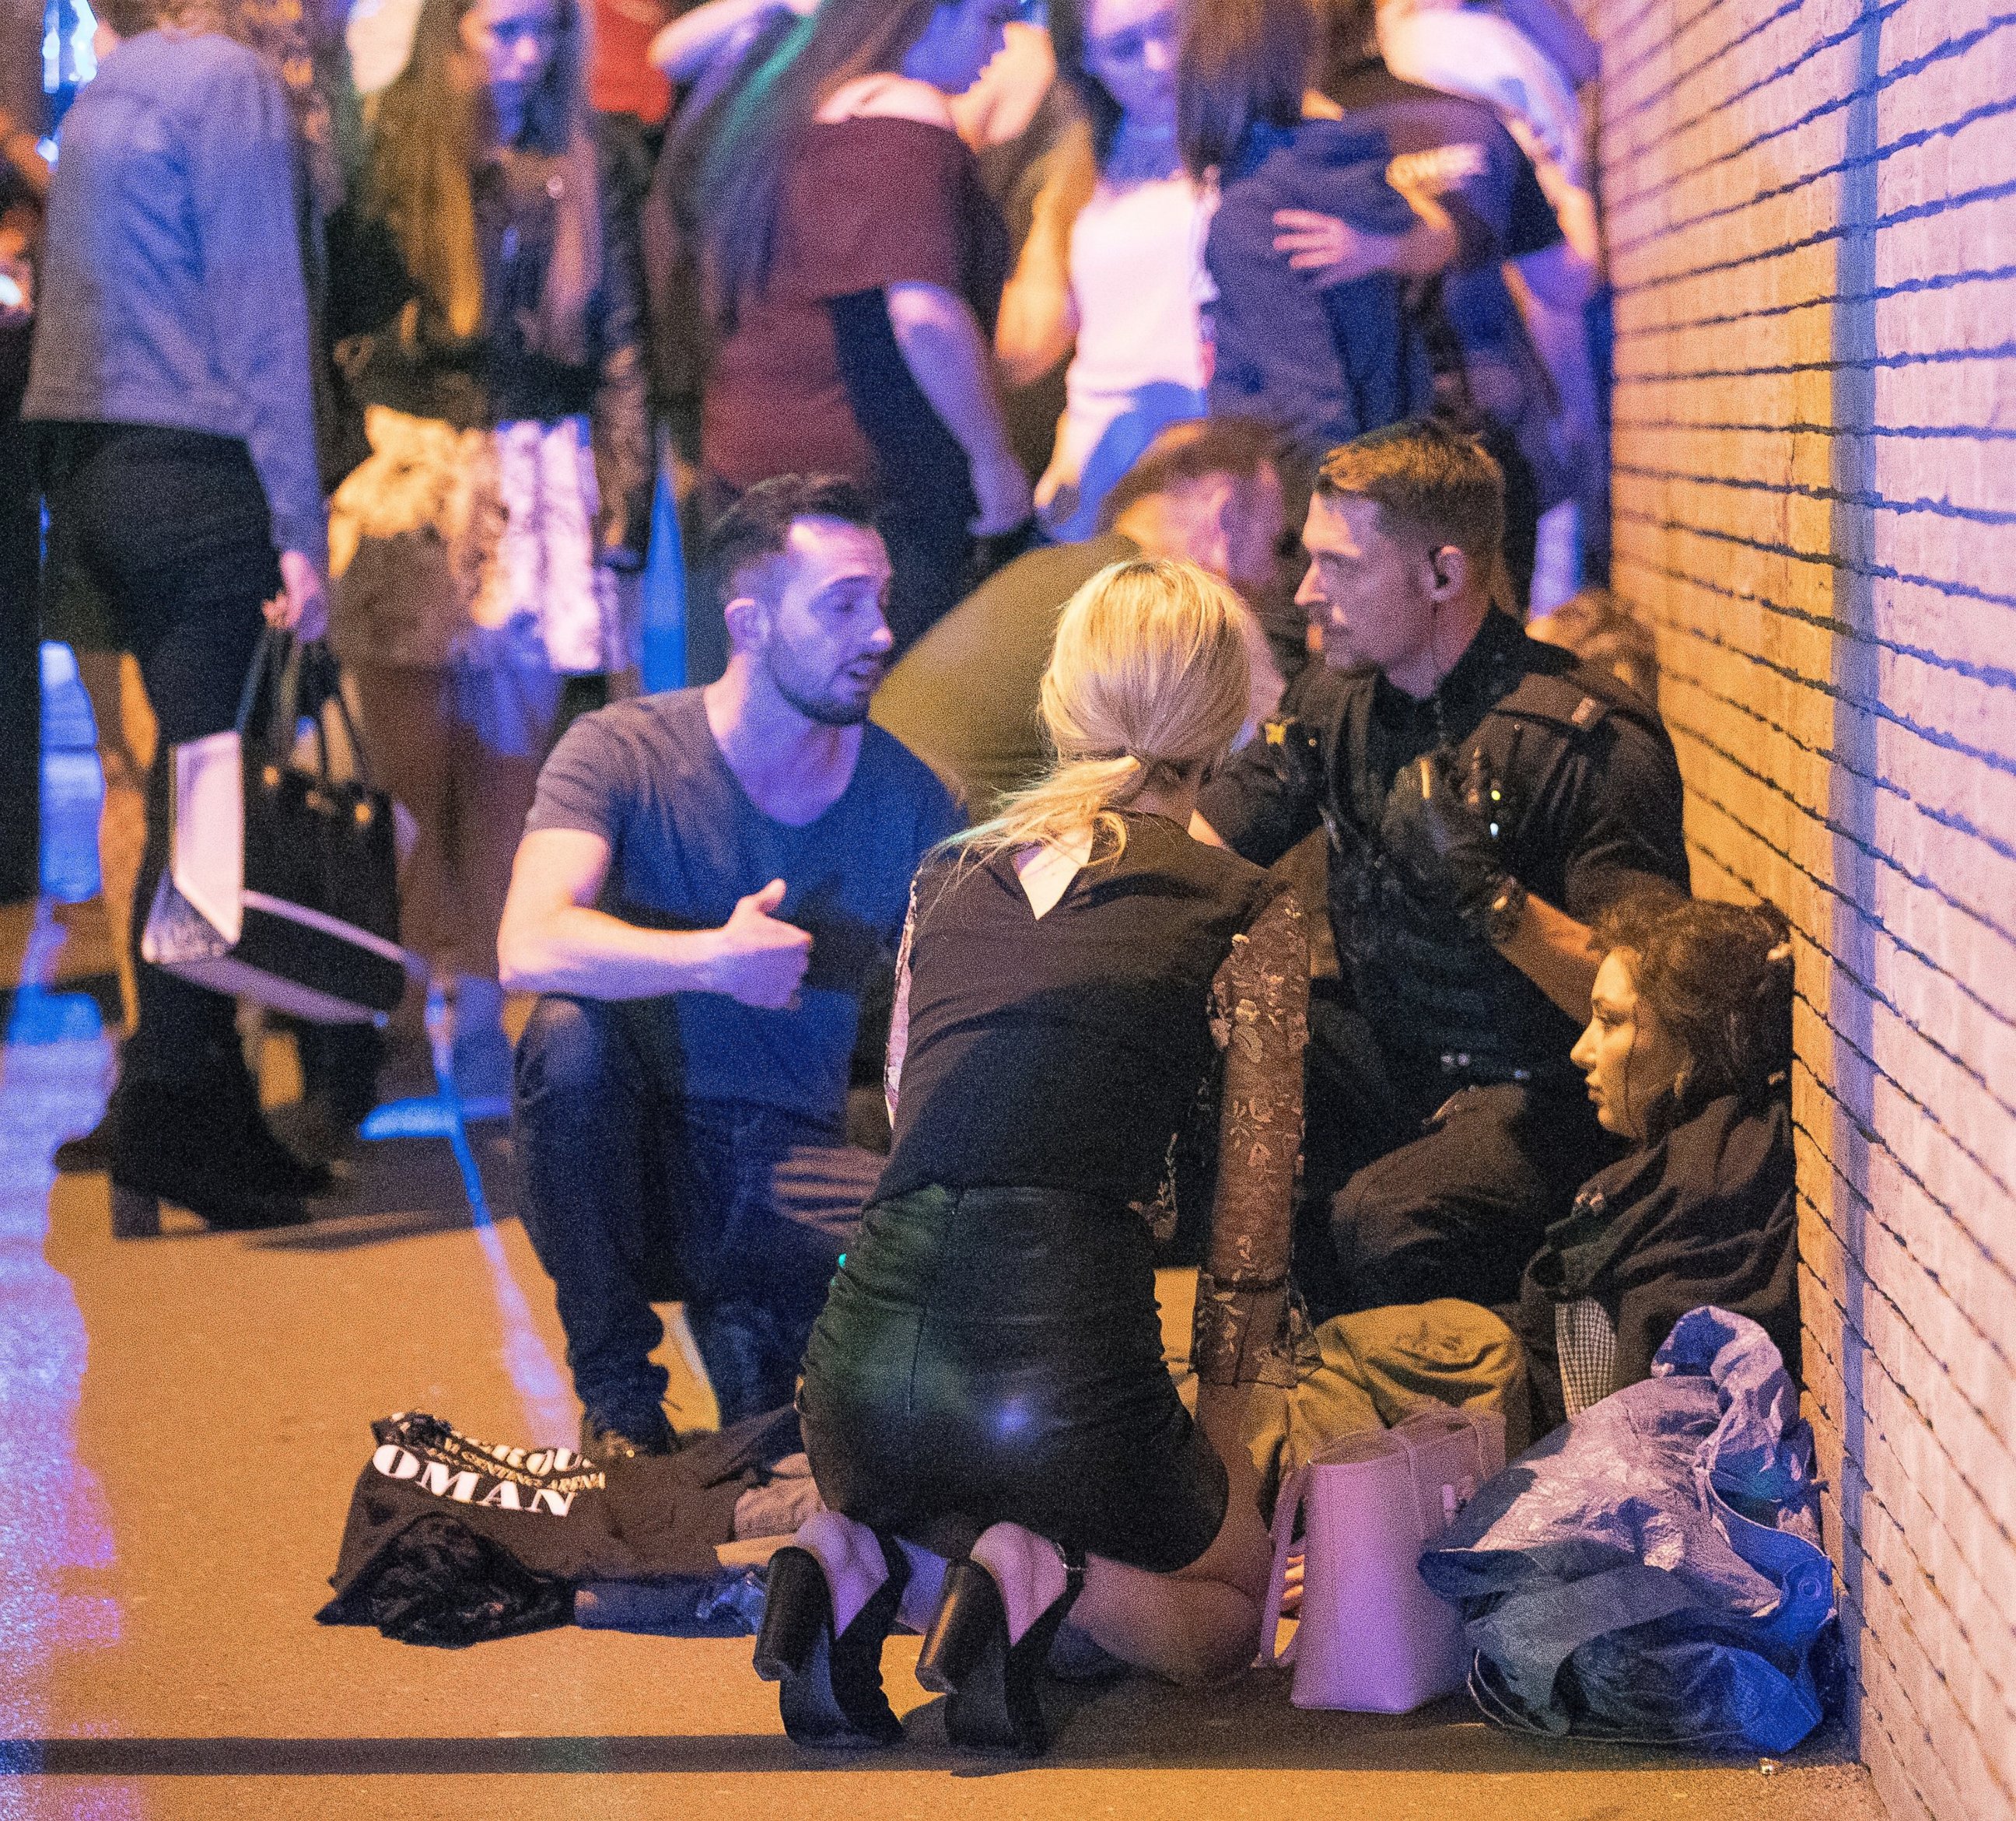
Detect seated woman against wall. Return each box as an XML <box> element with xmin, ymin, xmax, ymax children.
<box><xmin>1250</xmin><ymin>892</ymin><xmax>1797</xmax><ymax>1485</ymax></box>
<box><xmin>1516</xmin><ymin>893</ymin><xmax>1800</xmax><ymax>1436</ymax></box>
<box><xmin>751</xmin><ymin>559</ymin><xmax>1307</xmax><ymax>1754</ymax></box>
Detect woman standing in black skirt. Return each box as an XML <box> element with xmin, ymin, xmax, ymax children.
<box><xmin>754</xmin><ymin>557</ymin><xmax>1308</xmax><ymax>1753</ymax></box>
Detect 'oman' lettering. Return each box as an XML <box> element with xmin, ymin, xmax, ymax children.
<box><xmin>419</xmin><ymin>1462</ymin><xmax>483</xmax><ymax>1502</ymax></box>
<box><xmin>372</xmin><ymin>1445</ymin><xmax>423</xmax><ymax>1480</ymax></box>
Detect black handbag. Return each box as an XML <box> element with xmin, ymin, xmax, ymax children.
<box><xmin>141</xmin><ymin>631</ymin><xmax>410</xmax><ymax>1023</ymax></box>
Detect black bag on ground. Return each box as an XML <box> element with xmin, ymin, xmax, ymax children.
<box><xmin>142</xmin><ymin>631</ymin><xmax>408</xmax><ymax>1024</ymax></box>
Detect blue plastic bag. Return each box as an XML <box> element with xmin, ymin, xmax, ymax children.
<box><xmin>1418</xmin><ymin>1307</ymin><xmax>1837</xmax><ymax>1752</ymax></box>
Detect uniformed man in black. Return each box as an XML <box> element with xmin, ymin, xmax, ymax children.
<box><xmin>1195</xmin><ymin>419</ymin><xmax>1688</xmax><ymax>1315</ymax></box>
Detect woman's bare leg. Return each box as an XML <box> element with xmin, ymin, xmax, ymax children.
<box><xmin>1068</xmin><ymin>1487</ymin><xmax>1273</xmax><ymax>1685</ymax></box>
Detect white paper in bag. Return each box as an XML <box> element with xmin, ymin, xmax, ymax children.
<box><xmin>168</xmin><ymin>730</ymin><xmax>245</xmax><ymax>945</ymax></box>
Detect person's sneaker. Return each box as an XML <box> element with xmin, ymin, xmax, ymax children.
<box><xmin>579</xmin><ymin>1410</ymin><xmax>677</xmax><ymax>1462</ymax></box>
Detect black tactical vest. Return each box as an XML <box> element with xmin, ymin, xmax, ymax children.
<box><xmin>1286</xmin><ymin>658</ymin><xmax>1671</xmax><ymax>1089</ymax></box>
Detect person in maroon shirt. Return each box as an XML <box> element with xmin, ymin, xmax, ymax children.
<box><xmin>694</xmin><ymin>0</ymin><xmax>1033</xmax><ymax>664</ymax></box>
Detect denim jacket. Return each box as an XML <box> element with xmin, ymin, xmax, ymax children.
<box><xmin>25</xmin><ymin>30</ymin><xmax>327</xmax><ymax>566</ymax></box>
<box><xmin>1203</xmin><ymin>118</ymin><xmax>1432</xmax><ymax>464</ymax></box>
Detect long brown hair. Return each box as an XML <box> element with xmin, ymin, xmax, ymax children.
<box><xmin>696</xmin><ymin>0</ymin><xmax>944</xmax><ymax>326</ymax></box>
<box><xmin>366</xmin><ymin>0</ymin><xmax>600</xmax><ymax>356</ymax></box>
<box><xmin>1177</xmin><ymin>0</ymin><xmax>1313</xmax><ymax>176</ymax></box>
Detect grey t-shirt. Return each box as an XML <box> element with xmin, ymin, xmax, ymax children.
<box><xmin>526</xmin><ymin>688</ymin><xmax>960</xmax><ymax>1127</ymax></box>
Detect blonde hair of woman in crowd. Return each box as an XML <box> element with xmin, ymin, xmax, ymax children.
<box><xmin>999</xmin><ymin>0</ymin><xmax>1216</xmax><ymax>538</ymax></box>
<box><xmin>957</xmin><ymin>556</ymin><xmax>1254</xmax><ymax>863</ymax></box>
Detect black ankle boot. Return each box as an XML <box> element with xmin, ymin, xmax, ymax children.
<box><xmin>916</xmin><ymin>1541</ymin><xmax>1085</xmax><ymax>1754</ymax></box>
<box><xmin>754</xmin><ymin>1533</ymin><xmax>910</xmax><ymax>1748</ymax></box>
<box><xmin>107</xmin><ymin>1077</ymin><xmax>332</xmax><ymax>1234</ymax></box>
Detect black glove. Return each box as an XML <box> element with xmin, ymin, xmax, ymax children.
<box><xmin>1378</xmin><ymin>746</ymin><xmax>1527</xmax><ymax>943</ymax></box>
<box><xmin>1262</xmin><ymin>715</ymin><xmax>1324</xmax><ymax>797</ymax></box>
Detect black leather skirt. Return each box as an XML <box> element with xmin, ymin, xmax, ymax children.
<box><xmin>799</xmin><ymin>1184</ymin><xmax>1229</xmax><ymax>1574</ymax></box>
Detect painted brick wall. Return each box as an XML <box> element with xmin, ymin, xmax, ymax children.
<box><xmin>1586</xmin><ymin>0</ymin><xmax>2016</xmax><ymax>1814</ymax></box>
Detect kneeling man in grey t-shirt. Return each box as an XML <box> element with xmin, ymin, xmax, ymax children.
<box><xmin>499</xmin><ymin>478</ymin><xmax>959</xmax><ymax>1455</ymax></box>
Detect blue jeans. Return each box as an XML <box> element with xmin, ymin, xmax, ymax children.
<box><xmin>513</xmin><ymin>994</ymin><xmax>882</xmax><ymax>1431</ymax></box>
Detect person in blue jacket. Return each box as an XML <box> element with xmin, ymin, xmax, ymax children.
<box><xmin>1178</xmin><ymin>0</ymin><xmax>1454</xmax><ymax>466</ymax></box>
<box><xmin>26</xmin><ymin>0</ymin><xmax>333</xmax><ymax>1230</ymax></box>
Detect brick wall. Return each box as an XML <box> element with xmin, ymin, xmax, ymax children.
<box><xmin>1587</xmin><ymin>0</ymin><xmax>2016</xmax><ymax>1813</ymax></box>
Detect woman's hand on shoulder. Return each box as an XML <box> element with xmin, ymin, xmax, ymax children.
<box><xmin>1272</xmin><ymin>208</ymin><xmax>1375</xmax><ymax>282</ymax></box>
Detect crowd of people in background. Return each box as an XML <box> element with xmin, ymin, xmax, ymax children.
<box><xmin>9</xmin><ymin>0</ymin><xmax>1806</xmax><ymax>1761</ymax></box>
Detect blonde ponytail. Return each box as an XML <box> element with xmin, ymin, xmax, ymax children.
<box><xmin>956</xmin><ymin>559</ymin><xmax>1253</xmax><ymax>863</ymax></box>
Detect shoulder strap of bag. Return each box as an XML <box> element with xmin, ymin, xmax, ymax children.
<box><xmin>234</xmin><ymin>627</ymin><xmax>285</xmax><ymax>743</ymax></box>
<box><xmin>1253</xmin><ymin>1464</ymin><xmax>1308</xmax><ymax>1669</ymax></box>
<box><xmin>234</xmin><ymin>627</ymin><xmax>317</xmax><ymax>763</ymax></box>
<box><xmin>236</xmin><ymin>635</ymin><xmax>380</xmax><ymax>792</ymax></box>
<box><xmin>303</xmin><ymin>643</ymin><xmax>377</xmax><ymax>792</ymax></box>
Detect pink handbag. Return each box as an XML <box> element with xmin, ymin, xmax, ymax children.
<box><xmin>1256</xmin><ymin>1407</ymin><xmax>1506</xmax><ymax>1711</ymax></box>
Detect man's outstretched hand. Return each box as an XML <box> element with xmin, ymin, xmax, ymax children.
<box><xmin>709</xmin><ymin>878</ymin><xmax>813</xmax><ymax>1009</ymax></box>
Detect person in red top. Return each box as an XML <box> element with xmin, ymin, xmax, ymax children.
<box><xmin>588</xmin><ymin>0</ymin><xmax>673</xmax><ymax>123</ymax></box>
<box><xmin>693</xmin><ymin>0</ymin><xmax>1033</xmax><ymax>667</ymax></box>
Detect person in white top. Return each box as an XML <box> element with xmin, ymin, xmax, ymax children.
<box><xmin>995</xmin><ymin>0</ymin><xmax>1209</xmax><ymax>542</ymax></box>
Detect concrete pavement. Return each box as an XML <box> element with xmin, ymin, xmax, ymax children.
<box><xmin>0</xmin><ymin>902</ymin><xmax>1883</xmax><ymax>1821</ymax></box>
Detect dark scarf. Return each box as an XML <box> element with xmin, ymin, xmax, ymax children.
<box><xmin>1518</xmin><ymin>1091</ymin><xmax>1799</xmax><ymax>1435</ymax></box>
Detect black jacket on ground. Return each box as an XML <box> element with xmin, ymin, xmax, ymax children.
<box><xmin>1517</xmin><ymin>1091</ymin><xmax>1801</xmax><ymax>1436</ymax></box>
<box><xmin>317</xmin><ymin>1407</ymin><xmax>799</xmax><ymax>1645</ymax></box>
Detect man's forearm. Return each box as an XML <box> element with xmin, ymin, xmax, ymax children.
<box><xmin>1495</xmin><ymin>891</ymin><xmax>1599</xmax><ymax>1020</ymax></box>
<box><xmin>499</xmin><ymin>905</ymin><xmax>726</xmax><ymax>999</ymax></box>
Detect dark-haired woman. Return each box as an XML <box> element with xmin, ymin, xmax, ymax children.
<box><xmin>327</xmin><ymin>0</ymin><xmax>648</xmax><ymax>1103</ymax></box>
<box><xmin>1517</xmin><ymin>894</ymin><xmax>1801</xmax><ymax>1435</ymax></box>
<box><xmin>1178</xmin><ymin>0</ymin><xmax>1454</xmax><ymax>465</ymax></box>
<box><xmin>994</xmin><ymin>0</ymin><xmax>1207</xmax><ymax>540</ymax></box>
<box><xmin>695</xmin><ymin>0</ymin><xmax>1031</xmax><ymax>657</ymax></box>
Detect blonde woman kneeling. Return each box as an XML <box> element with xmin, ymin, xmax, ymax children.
<box><xmin>751</xmin><ymin>558</ymin><xmax>1308</xmax><ymax>1753</ymax></box>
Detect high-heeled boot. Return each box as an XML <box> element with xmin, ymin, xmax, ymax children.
<box><xmin>753</xmin><ymin>1510</ymin><xmax>911</xmax><ymax>1748</ymax></box>
<box><xmin>915</xmin><ymin>1521</ymin><xmax>1085</xmax><ymax>1754</ymax></box>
